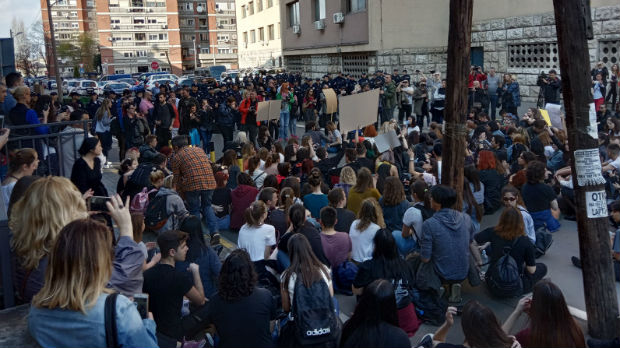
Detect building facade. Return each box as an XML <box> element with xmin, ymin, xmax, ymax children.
<box><xmin>41</xmin><ymin>0</ymin><xmax>239</xmax><ymax>76</ymax></box>
<box><xmin>40</xmin><ymin>0</ymin><xmax>98</xmax><ymax>76</ymax></box>
<box><xmin>236</xmin><ymin>0</ymin><xmax>284</xmax><ymax>69</ymax></box>
<box><xmin>280</xmin><ymin>0</ymin><xmax>620</xmax><ymax>106</ymax></box>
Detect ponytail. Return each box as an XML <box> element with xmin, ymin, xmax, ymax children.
<box><xmin>243</xmin><ymin>201</ymin><xmax>267</xmax><ymax>227</ymax></box>
<box><xmin>288</xmin><ymin>203</ymin><xmax>306</xmax><ymax>231</ymax></box>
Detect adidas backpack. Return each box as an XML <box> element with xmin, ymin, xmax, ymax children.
<box><xmin>291</xmin><ymin>275</ymin><xmax>339</xmax><ymax>346</ymax></box>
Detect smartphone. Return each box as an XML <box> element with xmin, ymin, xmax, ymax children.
<box><xmin>88</xmin><ymin>196</ymin><xmax>111</xmax><ymax>212</ymax></box>
<box><xmin>455</xmin><ymin>305</ymin><xmax>463</xmax><ymax>316</ymax></box>
<box><xmin>134</xmin><ymin>293</ymin><xmax>149</xmax><ymax>319</ymax></box>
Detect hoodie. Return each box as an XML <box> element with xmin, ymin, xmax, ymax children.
<box><xmin>154</xmin><ymin>187</ymin><xmax>188</xmax><ymax>234</ymax></box>
<box><xmin>420</xmin><ymin>208</ymin><xmax>474</xmax><ymax>281</ymax></box>
<box><xmin>230</xmin><ymin>184</ymin><xmax>259</xmax><ymax>229</ymax></box>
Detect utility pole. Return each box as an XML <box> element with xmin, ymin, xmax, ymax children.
<box><xmin>45</xmin><ymin>0</ymin><xmax>63</xmax><ymax>97</ymax></box>
<box><xmin>553</xmin><ymin>0</ymin><xmax>620</xmax><ymax>338</ymax></box>
<box><xmin>441</xmin><ymin>0</ymin><xmax>473</xmax><ymax>210</ymax></box>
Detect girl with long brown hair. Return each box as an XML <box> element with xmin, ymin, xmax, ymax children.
<box><xmin>349</xmin><ymin>198</ymin><xmax>385</xmax><ymax>263</ymax></box>
<box><xmin>238</xmin><ymin>201</ymin><xmax>276</xmax><ymax>261</ymax></box>
<box><xmin>379</xmin><ymin>176</ymin><xmax>410</xmax><ymax>232</ymax></box>
<box><xmin>503</xmin><ymin>279</ymin><xmax>585</xmax><ymax>348</ymax></box>
<box><xmin>472</xmin><ymin>206</ymin><xmax>547</xmax><ymax>297</ymax></box>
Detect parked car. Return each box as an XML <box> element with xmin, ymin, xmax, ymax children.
<box><xmin>63</xmin><ymin>80</ymin><xmax>80</xmax><ymax>95</ymax></box>
<box><xmin>74</xmin><ymin>80</ymin><xmax>98</xmax><ymax>96</ymax></box>
<box><xmin>178</xmin><ymin>78</ymin><xmax>195</xmax><ymax>88</ymax></box>
<box><xmin>103</xmin><ymin>82</ymin><xmax>132</xmax><ymax>95</ymax></box>
<box><xmin>146</xmin><ymin>76</ymin><xmax>177</xmax><ymax>91</ymax></box>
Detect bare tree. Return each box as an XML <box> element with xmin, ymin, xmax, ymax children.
<box><xmin>12</xmin><ymin>17</ymin><xmax>45</xmax><ymax>77</ymax></box>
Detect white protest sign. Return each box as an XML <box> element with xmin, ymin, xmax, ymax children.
<box><xmin>573</xmin><ymin>148</ymin><xmax>606</xmax><ymax>186</ymax></box>
<box><xmin>585</xmin><ymin>190</ymin><xmax>608</xmax><ymax>218</ymax></box>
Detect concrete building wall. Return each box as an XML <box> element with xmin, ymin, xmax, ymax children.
<box><xmin>236</xmin><ymin>0</ymin><xmax>284</xmax><ymax>69</ymax></box>
<box><xmin>282</xmin><ymin>1</ymin><xmax>620</xmax><ymax>105</ymax></box>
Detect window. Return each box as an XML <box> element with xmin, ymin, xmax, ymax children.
<box><xmin>218</xmin><ymin>48</ymin><xmax>231</xmax><ymax>54</ymax></box>
<box><xmin>268</xmin><ymin>24</ymin><xmax>274</xmax><ymax>40</ymax></box>
<box><xmin>258</xmin><ymin>27</ymin><xmax>264</xmax><ymax>41</ymax></box>
<box><xmin>199</xmin><ymin>33</ymin><xmax>208</xmax><ymax>41</ymax></box>
<box><xmin>182</xmin><ymin>2</ymin><xmax>193</xmax><ymax>11</ymax></box>
<box><xmin>267</xmin><ymin>0</ymin><xmax>272</xmax><ymax>7</ymax></box>
<box><xmin>313</xmin><ymin>0</ymin><xmax>325</xmax><ymax>21</ymax></box>
<box><xmin>257</xmin><ymin>0</ymin><xmax>262</xmax><ymax>11</ymax></box>
<box><xmin>248</xmin><ymin>1</ymin><xmax>254</xmax><ymax>15</ymax></box>
<box><xmin>243</xmin><ymin>31</ymin><xmax>248</xmax><ymax>43</ymax></box>
<box><xmin>201</xmin><ymin>47</ymin><xmax>210</xmax><ymax>53</ymax></box>
<box><xmin>508</xmin><ymin>43</ymin><xmax>559</xmax><ymax>69</ymax></box>
<box><xmin>159</xmin><ymin>33</ymin><xmax>167</xmax><ymax>40</ymax></box>
<box><xmin>599</xmin><ymin>40</ymin><xmax>619</xmax><ymax>65</ymax></box>
<box><xmin>241</xmin><ymin>5</ymin><xmax>246</xmax><ymax>18</ymax></box>
<box><xmin>348</xmin><ymin>0</ymin><xmax>366</xmax><ymax>13</ymax></box>
<box><xmin>250</xmin><ymin>29</ymin><xmax>256</xmax><ymax>43</ymax></box>
<box><xmin>123</xmin><ymin>52</ymin><xmax>134</xmax><ymax>57</ymax></box>
<box><xmin>288</xmin><ymin>1</ymin><xmax>300</xmax><ymax>27</ymax></box>
<box><xmin>70</xmin><ymin>11</ymin><xmax>77</xmax><ymax>17</ymax></box>
<box><xmin>71</xmin><ymin>22</ymin><xmax>79</xmax><ymax>28</ymax></box>
<box><xmin>149</xmin><ymin>34</ymin><xmax>158</xmax><ymax>40</ymax></box>
<box><xmin>199</xmin><ymin>18</ymin><xmax>207</xmax><ymax>27</ymax></box>
<box><xmin>136</xmin><ymin>50</ymin><xmax>148</xmax><ymax>57</ymax></box>
<box><xmin>135</xmin><ymin>33</ymin><xmax>146</xmax><ymax>40</ymax></box>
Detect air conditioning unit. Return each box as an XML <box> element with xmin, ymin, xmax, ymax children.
<box><xmin>333</xmin><ymin>12</ymin><xmax>344</xmax><ymax>24</ymax></box>
<box><xmin>314</xmin><ymin>19</ymin><xmax>325</xmax><ymax>30</ymax></box>
<box><xmin>292</xmin><ymin>25</ymin><xmax>301</xmax><ymax>34</ymax></box>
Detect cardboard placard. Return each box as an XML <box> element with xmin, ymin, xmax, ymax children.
<box><xmin>324</xmin><ymin>88</ymin><xmax>338</xmax><ymax>114</ymax></box>
<box><xmin>269</xmin><ymin>100</ymin><xmax>282</xmax><ymax>120</ymax></box>
<box><xmin>539</xmin><ymin>109</ymin><xmax>552</xmax><ymax>126</ymax></box>
<box><xmin>545</xmin><ymin>103</ymin><xmax>563</xmax><ymax>129</ymax></box>
<box><xmin>339</xmin><ymin>89</ymin><xmax>380</xmax><ymax>134</ymax></box>
<box><xmin>256</xmin><ymin>101</ymin><xmax>270</xmax><ymax>121</ymax></box>
<box><xmin>374</xmin><ymin>130</ymin><xmax>401</xmax><ymax>153</ymax></box>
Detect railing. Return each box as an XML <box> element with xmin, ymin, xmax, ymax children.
<box><xmin>0</xmin><ymin>120</ymin><xmax>92</xmax><ymax>309</ymax></box>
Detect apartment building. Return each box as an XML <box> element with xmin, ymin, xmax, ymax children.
<box><xmin>179</xmin><ymin>0</ymin><xmax>238</xmax><ymax>71</ymax></box>
<box><xmin>41</xmin><ymin>0</ymin><xmax>238</xmax><ymax>76</ymax></box>
<box><xmin>280</xmin><ymin>0</ymin><xmax>620</xmax><ymax>105</ymax></box>
<box><xmin>236</xmin><ymin>0</ymin><xmax>283</xmax><ymax>69</ymax></box>
<box><xmin>40</xmin><ymin>0</ymin><xmax>98</xmax><ymax>76</ymax></box>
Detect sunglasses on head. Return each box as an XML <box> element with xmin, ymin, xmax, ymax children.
<box><xmin>503</xmin><ymin>196</ymin><xmax>516</xmax><ymax>202</ymax></box>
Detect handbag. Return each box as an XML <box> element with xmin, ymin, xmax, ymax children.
<box><xmin>105</xmin><ymin>293</ymin><xmax>119</xmax><ymax>348</ymax></box>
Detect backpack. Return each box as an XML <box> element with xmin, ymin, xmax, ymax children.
<box><xmin>130</xmin><ymin>187</ymin><xmax>158</xmax><ymax>214</ymax></box>
<box><xmin>291</xmin><ymin>275</ymin><xmax>339</xmax><ymax>346</ymax></box>
<box><xmin>144</xmin><ymin>193</ymin><xmax>171</xmax><ymax>231</ymax></box>
<box><xmin>332</xmin><ymin>260</ymin><xmax>358</xmax><ymax>296</ymax></box>
<box><xmin>392</xmin><ymin>278</ymin><xmax>413</xmax><ymax>309</ymax></box>
<box><xmin>486</xmin><ymin>238</ymin><xmax>523</xmax><ymax>298</ymax></box>
<box><xmin>534</xmin><ymin>226</ymin><xmax>553</xmax><ymax>258</ymax></box>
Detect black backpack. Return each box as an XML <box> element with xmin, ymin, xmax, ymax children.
<box><xmin>534</xmin><ymin>226</ymin><xmax>553</xmax><ymax>258</ymax></box>
<box><xmin>144</xmin><ymin>193</ymin><xmax>170</xmax><ymax>231</ymax></box>
<box><xmin>291</xmin><ymin>275</ymin><xmax>339</xmax><ymax>346</ymax></box>
<box><xmin>486</xmin><ymin>238</ymin><xmax>523</xmax><ymax>298</ymax></box>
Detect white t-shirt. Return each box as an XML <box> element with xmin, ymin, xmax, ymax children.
<box><xmin>238</xmin><ymin>223</ymin><xmax>276</xmax><ymax>261</ymax></box>
<box><xmin>349</xmin><ymin>220</ymin><xmax>381</xmax><ymax>262</ymax></box>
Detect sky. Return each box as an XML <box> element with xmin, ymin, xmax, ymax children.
<box><xmin>1</xmin><ymin>0</ymin><xmax>42</xmax><ymax>38</ymax></box>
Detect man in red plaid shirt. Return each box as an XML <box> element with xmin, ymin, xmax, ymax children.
<box><xmin>171</xmin><ymin>135</ymin><xmax>220</xmax><ymax>244</ymax></box>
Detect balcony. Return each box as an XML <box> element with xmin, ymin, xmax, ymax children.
<box><xmin>108</xmin><ymin>24</ymin><xmax>168</xmax><ymax>31</ymax></box>
<box><xmin>199</xmin><ymin>53</ymin><xmax>237</xmax><ymax>60</ymax></box>
<box><xmin>107</xmin><ymin>7</ymin><xmax>167</xmax><ymax>13</ymax></box>
<box><xmin>216</xmin><ymin>24</ymin><xmax>236</xmax><ymax>30</ymax></box>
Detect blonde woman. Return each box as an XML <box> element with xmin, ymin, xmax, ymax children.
<box><xmin>95</xmin><ymin>98</ymin><xmax>113</xmax><ymax>157</ymax></box>
<box><xmin>10</xmin><ymin>177</ymin><xmax>145</xmax><ymax>301</ymax></box>
<box><xmin>349</xmin><ymin>198</ymin><xmax>385</xmax><ymax>263</ymax></box>
<box><xmin>29</xmin><ymin>200</ymin><xmax>158</xmax><ymax>348</ymax></box>
<box><xmin>335</xmin><ymin>166</ymin><xmax>356</xmax><ymax>199</ymax></box>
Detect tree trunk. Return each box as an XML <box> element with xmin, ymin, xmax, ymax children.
<box><xmin>553</xmin><ymin>0</ymin><xmax>620</xmax><ymax>338</ymax></box>
<box><xmin>441</xmin><ymin>0</ymin><xmax>473</xmax><ymax>210</ymax></box>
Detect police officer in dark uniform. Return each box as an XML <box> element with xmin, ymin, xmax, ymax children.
<box><xmin>358</xmin><ymin>72</ymin><xmax>369</xmax><ymax>88</ymax></box>
<box><xmin>402</xmin><ymin>70</ymin><xmax>411</xmax><ymax>83</ymax></box>
<box><xmin>392</xmin><ymin>69</ymin><xmax>402</xmax><ymax>84</ymax></box>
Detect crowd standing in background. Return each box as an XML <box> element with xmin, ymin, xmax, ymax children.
<box><xmin>0</xmin><ymin>61</ymin><xmax>618</xmax><ymax>348</ymax></box>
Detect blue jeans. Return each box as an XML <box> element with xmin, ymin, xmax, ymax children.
<box><xmin>185</xmin><ymin>190</ymin><xmax>218</xmax><ymax>235</ymax></box>
<box><xmin>199</xmin><ymin>127</ymin><xmax>212</xmax><ymax>154</ymax></box>
<box><xmin>530</xmin><ymin>209</ymin><xmax>561</xmax><ymax>232</ymax></box>
<box><xmin>289</xmin><ymin>114</ymin><xmax>296</xmax><ymax>137</ymax></box>
<box><xmin>392</xmin><ymin>230</ymin><xmax>417</xmax><ymax>257</ymax></box>
<box><xmin>215</xmin><ymin>214</ymin><xmax>230</xmax><ymax>230</ymax></box>
<box><xmin>279</xmin><ymin>110</ymin><xmax>290</xmax><ymax>140</ymax></box>
<box><xmin>489</xmin><ymin>94</ymin><xmax>498</xmax><ymax>121</ymax></box>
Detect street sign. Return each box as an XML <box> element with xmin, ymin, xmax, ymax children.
<box><xmin>151</xmin><ymin>61</ymin><xmax>159</xmax><ymax>70</ymax></box>
<box><xmin>79</xmin><ymin>67</ymin><xmax>85</xmax><ymax>74</ymax></box>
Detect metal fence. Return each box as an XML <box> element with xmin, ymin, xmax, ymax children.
<box><xmin>0</xmin><ymin>119</ymin><xmax>92</xmax><ymax>308</ymax></box>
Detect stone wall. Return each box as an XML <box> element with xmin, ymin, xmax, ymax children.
<box><xmin>372</xmin><ymin>5</ymin><xmax>620</xmax><ymax>105</ymax></box>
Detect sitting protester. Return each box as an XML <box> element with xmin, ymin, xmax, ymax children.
<box><xmin>347</xmin><ymin>167</ymin><xmax>381</xmax><ymax>216</ymax></box>
<box><xmin>352</xmin><ymin>229</ymin><xmax>421</xmax><ymax>337</ymax></box>
<box><xmin>472</xmin><ymin>207</ymin><xmax>547</xmax><ymax>297</ymax></box>
<box><xmin>340</xmin><ymin>279</ymin><xmax>411</xmax><ymax>348</ymax></box>
<box><xmin>142</xmin><ymin>230</ymin><xmax>209</xmax><ymax>348</ymax></box>
<box><xmin>206</xmin><ymin>249</ymin><xmax>277</xmax><ymax>348</ymax></box>
<box><xmin>319</xmin><ymin>206</ymin><xmax>352</xmax><ymax>269</ymax></box>
<box><xmin>521</xmin><ymin>160</ymin><xmax>560</xmax><ymax>232</ymax></box>
<box><xmin>278</xmin><ymin>203</ymin><xmax>330</xmax><ymax>267</ymax></box>
<box><xmin>238</xmin><ymin>201</ymin><xmax>277</xmax><ymax>262</ymax></box>
<box><xmin>211</xmin><ymin>171</ymin><xmax>232</xmax><ymax>230</ymax></box>
<box><xmin>146</xmin><ymin>171</ymin><xmax>189</xmax><ymax>234</ymax></box>
<box><xmin>230</xmin><ymin>172</ymin><xmax>259</xmax><ymax>230</ymax></box>
<box><xmin>328</xmin><ymin>187</ymin><xmax>356</xmax><ymax>234</ymax></box>
<box><xmin>349</xmin><ymin>198</ymin><xmax>386</xmax><ymax>263</ymax></box>
<box><xmin>379</xmin><ymin>176</ymin><xmax>410</xmax><ymax>232</ymax></box>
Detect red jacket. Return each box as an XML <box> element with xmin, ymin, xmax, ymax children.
<box><xmin>239</xmin><ymin>97</ymin><xmax>261</xmax><ymax>125</ymax></box>
<box><xmin>468</xmin><ymin>71</ymin><xmax>487</xmax><ymax>88</ymax></box>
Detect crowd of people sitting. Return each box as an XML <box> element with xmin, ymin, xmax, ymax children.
<box><xmin>0</xmin><ymin>63</ymin><xmax>619</xmax><ymax>348</ymax></box>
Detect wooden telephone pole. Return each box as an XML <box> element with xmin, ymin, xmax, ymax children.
<box><xmin>553</xmin><ymin>0</ymin><xmax>620</xmax><ymax>338</ymax></box>
<box><xmin>441</xmin><ymin>0</ymin><xmax>473</xmax><ymax>210</ymax></box>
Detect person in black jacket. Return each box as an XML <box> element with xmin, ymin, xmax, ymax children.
<box><xmin>153</xmin><ymin>92</ymin><xmax>174</xmax><ymax>149</ymax></box>
<box><xmin>198</xmin><ymin>99</ymin><xmax>215</xmax><ymax>154</ymax></box>
<box><xmin>536</xmin><ymin>69</ymin><xmax>562</xmax><ymax>105</ymax></box>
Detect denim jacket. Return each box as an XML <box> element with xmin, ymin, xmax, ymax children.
<box><xmin>29</xmin><ymin>293</ymin><xmax>158</xmax><ymax>348</ymax></box>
